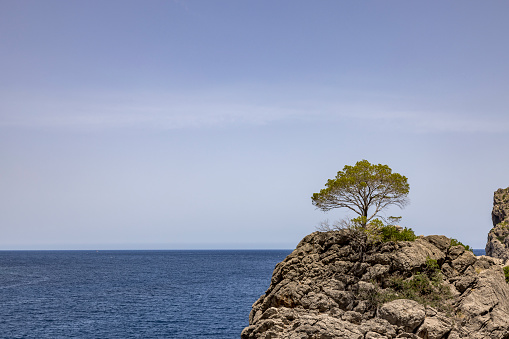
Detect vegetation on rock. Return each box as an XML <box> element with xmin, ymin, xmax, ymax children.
<box><xmin>242</xmin><ymin>231</ymin><xmax>509</xmax><ymax>339</ymax></box>
<box><xmin>380</xmin><ymin>225</ymin><xmax>417</xmax><ymax>242</ymax></box>
<box><xmin>311</xmin><ymin>160</ymin><xmax>409</xmax><ymax>226</ymax></box>
<box><xmin>317</xmin><ymin>216</ymin><xmax>417</xmax><ymax>243</ymax></box>
<box><xmin>450</xmin><ymin>238</ymin><xmax>473</xmax><ymax>252</ymax></box>
<box><xmin>369</xmin><ymin>256</ymin><xmax>453</xmax><ymax>314</ymax></box>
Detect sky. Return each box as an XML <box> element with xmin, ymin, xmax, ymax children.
<box><xmin>1</xmin><ymin>1</ymin><xmax>508</xmax><ymax>250</ymax></box>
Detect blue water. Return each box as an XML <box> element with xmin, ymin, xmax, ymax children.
<box><xmin>473</xmin><ymin>248</ymin><xmax>485</xmax><ymax>256</ymax></box>
<box><xmin>0</xmin><ymin>250</ymin><xmax>291</xmax><ymax>338</ymax></box>
<box><xmin>0</xmin><ymin>248</ymin><xmax>487</xmax><ymax>338</ymax></box>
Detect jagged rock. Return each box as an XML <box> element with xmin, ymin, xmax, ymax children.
<box><xmin>416</xmin><ymin>313</ymin><xmax>453</xmax><ymax>339</ymax></box>
<box><xmin>242</xmin><ymin>230</ymin><xmax>509</xmax><ymax>339</ymax></box>
<box><xmin>453</xmin><ymin>267</ymin><xmax>509</xmax><ymax>337</ymax></box>
<box><xmin>377</xmin><ymin>299</ymin><xmax>425</xmax><ymax>332</ymax></box>
<box><xmin>390</xmin><ymin>239</ymin><xmax>445</xmax><ymax>272</ymax></box>
<box><xmin>492</xmin><ymin>187</ymin><xmax>509</xmax><ymax>226</ymax></box>
<box><xmin>359</xmin><ymin>318</ymin><xmax>396</xmax><ymax>337</ymax></box>
<box><xmin>486</xmin><ymin>187</ymin><xmax>509</xmax><ymax>261</ymax></box>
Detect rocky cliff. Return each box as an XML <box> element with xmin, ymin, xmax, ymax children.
<box><xmin>486</xmin><ymin>187</ymin><xmax>509</xmax><ymax>261</ymax></box>
<box><xmin>242</xmin><ymin>231</ymin><xmax>509</xmax><ymax>339</ymax></box>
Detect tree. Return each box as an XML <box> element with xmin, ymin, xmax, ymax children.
<box><xmin>311</xmin><ymin>160</ymin><xmax>409</xmax><ymax>226</ymax></box>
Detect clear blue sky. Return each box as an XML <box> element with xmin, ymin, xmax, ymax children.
<box><xmin>1</xmin><ymin>1</ymin><xmax>508</xmax><ymax>249</ymax></box>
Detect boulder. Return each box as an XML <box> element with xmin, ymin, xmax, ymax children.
<box><xmin>378</xmin><ymin>299</ymin><xmax>425</xmax><ymax>332</ymax></box>
<box><xmin>416</xmin><ymin>314</ymin><xmax>453</xmax><ymax>339</ymax></box>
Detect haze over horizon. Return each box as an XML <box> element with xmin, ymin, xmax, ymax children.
<box><xmin>1</xmin><ymin>1</ymin><xmax>509</xmax><ymax>250</ymax></box>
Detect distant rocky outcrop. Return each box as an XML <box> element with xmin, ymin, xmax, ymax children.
<box><xmin>486</xmin><ymin>187</ymin><xmax>509</xmax><ymax>261</ymax></box>
<box><xmin>242</xmin><ymin>230</ymin><xmax>509</xmax><ymax>339</ymax></box>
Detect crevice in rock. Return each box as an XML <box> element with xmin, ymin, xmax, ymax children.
<box><xmin>480</xmin><ymin>301</ymin><xmax>498</xmax><ymax>317</ymax></box>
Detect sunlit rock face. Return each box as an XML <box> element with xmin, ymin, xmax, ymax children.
<box><xmin>242</xmin><ymin>230</ymin><xmax>509</xmax><ymax>339</ymax></box>
<box><xmin>486</xmin><ymin>187</ymin><xmax>509</xmax><ymax>261</ymax></box>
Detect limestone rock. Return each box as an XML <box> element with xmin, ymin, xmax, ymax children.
<box><xmin>454</xmin><ymin>267</ymin><xmax>509</xmax><ymax>336</ymax></box>
<box><xmin>416</xmin><ymin>313</ymin><xmax>453</xmax><ymax>339</ymax></box>
<box><xmin>486</xmin><ymin>187</ymin><xmax>509</xmax><ymax>260</ymax></box>
<box><xmin>242</xmin><ymin>230</ymin><xmax>509</xmax><ymax>339</ymax></box>
<box><xmin>390</xmin><ymin>239</ymin><xmax>445</xmax><ymax>272</ymax></box>
<box><xmin>378</xmin><ymin>299</ymin><xmax>425</xmax><ymax>332</ymax></box>
<box><xmin>492</xmin><ymin>187</ymin><xmax>509</xmax><ymax>226</ymax></box>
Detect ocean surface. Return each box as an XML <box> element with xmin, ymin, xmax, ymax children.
<box><xmin>0</xmin><ymin>248</ymin><xmax>486</xmax><ymax>338</ymax></box>
<box><xmin>472</xmin><ymin>248</ymin><xmax>485</xmax><ymax>256</ymax></box>
<box><xmin>0</xmin><ymin>250</ymin><xmax>291</xmax><ymax>338</ymax></box>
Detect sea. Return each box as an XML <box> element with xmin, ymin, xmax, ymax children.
<box><xmin>0</xmin><ymin>248</ymin><xmax>486</xmax><ymax>338</ymax></box>
<box><xmin>0</xmin><ymin>250</ymin><xmax>291</xmax><ymax>339</ymax></box>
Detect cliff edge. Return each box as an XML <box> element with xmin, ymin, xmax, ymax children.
<box><xmin>242</xmin><ymin>231</ymin><xmax>509</xmax><ymax>339</ymax></box>
<box><xmin>486</xmin><ymin>187</ymin><xmax>509</xmax><ymax>261</ymax></box>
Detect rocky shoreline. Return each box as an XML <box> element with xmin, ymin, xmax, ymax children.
<box><xmin>242</xmin><ymin>187</ymin><xmax>509</xmax><ymax>339</ymax></box>
<box><xmin>242</xmin><ymin>232</ymin><xmax>509</xmax><ymax>338</ymax></box>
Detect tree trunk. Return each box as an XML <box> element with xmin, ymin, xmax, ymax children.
<box><xmin>361</xmin><ymin>209</ymin><xmax>368</xmax><ymax>227</ymax></box>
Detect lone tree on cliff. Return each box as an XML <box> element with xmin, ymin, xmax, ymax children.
<box><xmin>311</xmin><ymin>160</ymin><xmax>409</xmax><ymax>226</ymax></box>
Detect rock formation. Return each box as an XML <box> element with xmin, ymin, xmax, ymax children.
<box><xmin>242</xmin><ymin>230</ymin><xmax>509</xmax><ymax>339</ymax></box>
<box><xmin>486</xmin><ymin>187</ymin><xmax>509</xmax><ymax>261</ymax></box>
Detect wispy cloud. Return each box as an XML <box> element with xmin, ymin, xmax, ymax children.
<box><xmin>401</xmin><ymin>112</ymin><xmax>509</xmax><ymax>133</ymax></box>
<box><xmin>325</xmin><ymin>108</ymin><xmax>509</xmax><ymax>134</ymax></box>
<box><xmin>1</xmin><ymin>87</ymin><xmax>508</xmax><ymax>133</ymax></box>
<box><xmin>0</xmin><ymin>90</ymin><xmax>297</xmax><ymax>130</ymax></box>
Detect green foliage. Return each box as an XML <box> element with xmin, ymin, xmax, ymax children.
<box><xmin>340</xmin><ymin>217</ymin><xmax>416</xmax><ymax>244</ymax></box>
<box><xmin>380</xmin><ymin>225</ymin><xmax>417</xmax><ymax>242</ymax></box>
<box><xmin>367</xmin><ymin>217</ymin><xmax>384</xmax><ymax>228</ymax></box>
<box><xmin>350</xmin><ymin>216</ymin><xmax>369</xmax><ymax>226</ymax></box>
<box><xmin>450</xmin><ymin>238</ymin><xmax>473</xmax><ymax>252</ymax></box>
<box><xmin>424</xmin><ymin>257</ymin><xmax>443</xmax><ymax>286</ymax></box>
<box><xmin>369</xmin><ymin>256</ymin><xmax>452</xmax><ymax>314</ymax></box>
<box><xmin>504</xmin><ymin>266</ymin><xmax>509</xmax><ymax>284</ymax></box>
<box><xmin>346</xmin><ymin>217</ymin><xmax>384</xmax><ymax>244</ymax></box>
<box><xmin>311</xmin><ymin>160</ymin><xmax>409</xmax><ymax>225</ymax></box>
<box><xmin>406</xmin><ymin>273</ymin><xmax>435</xmax><ymax>295</ymax></box>
<box><xmin>425</xmin><ymin>257</ymin><xmax>440</xmax><ymax>274</ymax></box>
<box><xmin>329</xmin><ymin>216</ymin><xmax>417</xmax><ymax>244</ymax></box>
